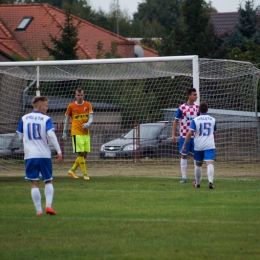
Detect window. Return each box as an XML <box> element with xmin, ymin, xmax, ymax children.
<box><xmin>16</xmin><ymin>17</ymin><xmax>33</xmax><ymax>31</ymax></box>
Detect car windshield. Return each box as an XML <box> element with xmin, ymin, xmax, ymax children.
<box><xmin>0</xmin><ymin>136</ymin><xmax>13</xmax><ymax>149</ymax></box>
<box><xmin>123</xmin><ymin>125</ymin><xmax>163</xmax><ymax>139</ymax></box>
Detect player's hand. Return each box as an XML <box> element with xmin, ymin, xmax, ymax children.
<box><xmin>62</xmin><ymin>130</ymin><xmax>67</xmax><ymax>141</ymax></box>
<box><xmin>181</xmin><ymin>145</ymin><xmax>186</xmax><ymax>152</ymax></box>
<box><xmin>82</xmin><ymin>122</ymin><xmax>90</xmax><ymax>130</ymax></box>
<box><xmin>57</xmin><ymin>153</ymin><xmax>62</xmax><ymax>163</ymax></box>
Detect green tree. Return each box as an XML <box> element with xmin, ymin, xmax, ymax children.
<box><xmin>132</xmin><ymin>0</ymin><xmax>180</xmax><ymax>37</ymax></box>
<box><xmin>140</xmin><ymin>38</ymin><xmax>161</xmax><ymax>51</ymax></box>
<box><xmin>97</xmin><ymin>2</ymin><xmax>132</xmax><ymax>37</ymax></box>
<box><xmin>159</xmin><ymin>0</ymin><xmax>217</xmax><ymax>57</ymax></box>
<box><xmin>215</xmin><ymin>0</ymin><xmax>260</xmax><ymax>111</ymax></box>
<box><xmin>217</xmin><ymin>0</ymin><xmax>260</xmax><ymax>57</ymax></box>
<box><xmin>228</xmin><ymin>40</ymin><xmax>260</xmax><ymax>111</ymax></box>
<box><xmin>63</xmin><ymin>0</ymin><xmax>95</xmax><ymax>21</ymax></box>
<box><xmin>96</xmin><ymin>40</ymin><xmax>122</xmax><ymax>59</ymax></box>
<box><xmin>42</xmin><ymin>11</ymin><xmax>80</xmax><ymax>60</ymax></box>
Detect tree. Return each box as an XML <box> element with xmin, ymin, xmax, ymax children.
<box><xmin>132</xmin><ymin>0</ymin><xmax>181</xmax><ymax>38</ymax></box>
<box><xmin>42</xmin><ymin>11</ymin><xmax>80</xmax><ymax>60</ymax></box>
<box><xmin>214</xmin><ymin>0</ymin><xmax>260</xmax><ymax>112</ymax></box>
<box><xmin>95</xmin><ymin>2</ymin><xmax>132</xmax><ymax>37</ymax></box>
<box><xmin>218</xmin><ymin>0</ymin><xmax>260</xmax><ymax>57</ymax></box>
<box><xmin>95</xmin><ymin>40</ymin><xmax>122</xmax><ymax>59</ymax></box>
<box><xmin>159</xmin><ymin>0</ymin><xmax>218</xmax><ymax>57</ymax></box>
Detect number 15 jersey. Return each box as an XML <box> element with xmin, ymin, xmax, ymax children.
<box><xmin>189</xmin><ymin>114</ymin><xmax>217</xmax><ymax>151</ymax></box>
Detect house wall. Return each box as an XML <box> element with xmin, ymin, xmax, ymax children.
<box><xmin>117</xmin><ymin>41</ymin><xmax>135</xmax><ymax>58</ymax></box>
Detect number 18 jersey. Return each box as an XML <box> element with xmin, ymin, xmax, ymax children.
<box><xmin>16</xmin><ymin>111</ymin><xmax>55</xmax><ymax>159</ymax></box>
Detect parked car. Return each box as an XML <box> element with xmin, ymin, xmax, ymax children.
<box><xmin>0</xmin><ymin>133</ymin><xmax>57</xmax><ymax>159</ymax></box>
<box><xmin>100</xmin><ymin>122</ymin><xmax>179</xmax><ymax>159</ymax></box>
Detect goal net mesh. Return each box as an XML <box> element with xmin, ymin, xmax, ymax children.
<box><xmin>0</xmin><ymin>57</ymin><xmax>259</xmax><ymax>177</ymax></box>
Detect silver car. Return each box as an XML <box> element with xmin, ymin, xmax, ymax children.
<box><xmin>100</xmin><ymin>122</ymin><xmax>179</xmax><ymax>159</ymax></box>
<box><xmin>0</xmin><ymin>133</ymin><xmax>57</xmax><ymax>159</ymax></box>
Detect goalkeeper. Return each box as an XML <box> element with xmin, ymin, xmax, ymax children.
<box><xmin>62</xmin><ymin>88</ymin><xmax>93</xmax><ymax>180</ymax></box>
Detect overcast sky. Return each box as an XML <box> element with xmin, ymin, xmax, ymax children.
<box><xmin>89</xmin><ymin>0</ymin><xmax>260</xmax><ymax>16</ymax></box>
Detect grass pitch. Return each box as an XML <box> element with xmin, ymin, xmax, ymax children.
<box><xmin>0</xmin><ymin>176</ymin><xmax>259</xmax><ymax>260</ymax></box>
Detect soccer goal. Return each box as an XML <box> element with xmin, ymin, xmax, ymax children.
<box><xmin>0</xmin><ymin>56</ymin><xmax>259</xmax><ymax>177</ymax></box>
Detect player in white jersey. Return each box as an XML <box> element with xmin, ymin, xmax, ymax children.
<box><xmin>181</xmin><ymin>102</ymin><xmax>216</xmax><ymax>189</ymax></box>
<box><xmin>172</xmin><ymin>88</ymin><xmax>199</xmax><ymax>183</ymax></box>
<box><xmin>16</xmin><ymin>96</ymin><xmax>62</xmax><ymax>216</ymax></box>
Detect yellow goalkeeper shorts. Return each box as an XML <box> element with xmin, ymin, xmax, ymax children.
<box><xmin>72</xmin><ymin>135</ymin><xmax>91</xmax><ymax>153</ymax></box>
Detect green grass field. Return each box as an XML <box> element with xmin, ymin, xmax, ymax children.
<box><xmin>0</xmin><ymin>176</ymin><xmax>259</xmax><ymax>260</ymax></box>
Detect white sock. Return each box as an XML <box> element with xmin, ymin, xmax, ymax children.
<box><xmin>31</xmin><ymin>188</ymin><xmax>42</xmax><ymax>214</ymax></box>
<box><xmin>45</xmin><ymin>183</ymin><xmax>54</xmax><ymax>208</ymax></box>
<box><xmin>180</xmin><ymin>158</ymin><xmax>187</xmax><ymax>179</ymax></box>
<box><xmin>207</xmin><ymin>164</ymin><xmax>214</xmax><ymax>183</ymax></box>
<box><xmin>193</xmin><ymin>160</ymin><xmax>197</xmax><ymax>180</ymax></box>
<box><xmin>195</xmin><ymin>166</ymin><xmax>202</xmax><ymax>184</ymax></box>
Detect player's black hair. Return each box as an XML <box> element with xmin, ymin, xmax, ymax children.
<box><xmin>187</xmin><ymin>88</ymin><xmax>197</xmax><ymax>96</ymax></box>
<box><xmin>199</xmin><ymin>102</ymin><xmax>208</xmax><ymax>113</ymax></box>
<box><xmin>75</xmin><ymin>88</ymin><xmax>83</xmax><ymax>93</ymax></box>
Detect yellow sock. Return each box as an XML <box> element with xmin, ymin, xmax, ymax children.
<box><xmin>78</xmin><ymin>156</ymin><xmax>87</xmax><ymax>175</ymax></box>
<box><xmin>71</xmin><ymin>157</ymin><xmax>80</xmax><ymax>171</ymax></box>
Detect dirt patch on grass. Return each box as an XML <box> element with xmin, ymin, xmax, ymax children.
<box><xmin>1</xmin><ymin>158</ymin><xmax>259</xmax><ymax>178</ymax></box>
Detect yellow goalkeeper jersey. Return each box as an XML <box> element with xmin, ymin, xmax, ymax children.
<box><xmin>65</xmin><ymin>101</ymin><xmax>93</xmax><ymax>136</ymax></box>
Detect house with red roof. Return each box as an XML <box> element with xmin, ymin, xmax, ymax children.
<box><xmin>210</xmin><ymin>12</ymin><xmax>239</xmax><ymax>37</ymax></box>
<box><xmin>0</xmin><ymin>3</ymin><xmax>158</xmax><ymax>62</ymax></box>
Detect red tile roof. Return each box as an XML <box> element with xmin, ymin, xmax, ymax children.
<box><xmin>0</xmin><ymin>3</ymin><xmax>158</xmax><ymax>60</ymax></box>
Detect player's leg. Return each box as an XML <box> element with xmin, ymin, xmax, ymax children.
<box><xmin>26</xmin><ymin>159</ymin><xmax>42</xmax><ymax>216</ymax></box>
<box><xmin>179</xmin><ymin>138</ymin><xmax>193</xmax><ymax>183</ymax></box>
<box><xmin>190</xmin><ymin>138</ymin><xmax>197</xmax><ymax>186</ymax></box>
<box><xmin>194</xmin><ymin>151</ymin><xmax>203</xmax><ymax>188</ymax></box>
<box><xmin>179</xmin><ymin>138</ymin><xmax>187</xmax><ymax>182</ymax></box>
<box><xmin>31</xmin><ymin>180</ymin><xmax>42</xmax><ymax>216</ymax></box>
<box><xmin>78</xmin><ymin>135</ymin><xmax>90</xmax><ymax>180</ymax></box>
<box><xmin>70</xmin><ymin>157</ymin><xmax>80</xmax><ymax>174</ymax></box>
<box><xmin>40</xmin><ymin>158</ymin><xmax>56</xmax><ymax>215</ymax></box>
<box><xmin>205</xmin><ymin>149</ymin><xmax>216</xmax><ymax>189</ymax></box>
<box><xmin>69</xmin><ymin>135</ymin><xmax>80</xmax><ymax>178</ymax></box>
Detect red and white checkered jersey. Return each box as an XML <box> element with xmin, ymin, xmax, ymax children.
<box><xmin>175</xmin><ymin>103</ymin><xmax>199</xmax><ymax>137</ymax></box>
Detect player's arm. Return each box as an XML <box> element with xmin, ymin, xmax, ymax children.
<box><xmin>172</xmin><ymin>108</ymin><xmax>182</xmax><ymax>143</ymax></box>
<box><xmin>82</xmin><ymin>113</ymin><xmax>94</xmax><ymax>130</ymax></box>
<box><xmin>213</xmin><ymin>121</ymin><xmax>217</xmax><ymax>142</ymax></box>
<box><xmin>171</xmin><ymin>118</ymin><xmax>179</xmax><ymax>142</ymax></box>
<box><xmin>47</xmin><ymin>130</ymin><xmax>62</xmax><ymax>162</ymax></box>
<box><xmin>182</xmin><ymin>118</ymin><xmax>196</xmax><ymax>151</ymax></box>
<box><xmin>16</xmin><ymin>120</ymin><xmax>24</xmax><ymax>141</ymax></box>
<box><xmin>62</xmin><ymin>116</ymin><xmax>70</xmax><ymax>140</ymax></box>
<box><xmin>181</xmin><ymin>130</ymin><xmax>193</xmax><ymax>152</ymax></box>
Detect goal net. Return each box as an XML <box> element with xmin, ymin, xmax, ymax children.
<box><xmin>0</xmin><ymin>56</ymin><xmax>259</xmax><ymax>177</ymax></box>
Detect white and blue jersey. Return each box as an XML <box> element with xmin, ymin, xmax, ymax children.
<box><xmin>189</xmin><ymin>113</ymin><xmax>216</xmax><ymax>151</ymax></box>
<box><xmin>16</xmin><ymin>111</ymin><xmax>55</xmax><ymax>160</ymax></box>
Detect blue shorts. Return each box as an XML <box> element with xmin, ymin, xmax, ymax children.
<box><xmin>25</xmin><ymin>158</ymin><xmax>53</xmax><ymax>182</ymax></box>
<box><xmin>179</xmin><ymin>137</ymin><xmax>194</xmax><ymax>155</ymax></box>
<box><xmin>194</xmin><ymin>149</ymin><xmax>216</xmax><ymax>162</ymax></box>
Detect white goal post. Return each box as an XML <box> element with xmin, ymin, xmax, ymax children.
<box><xmin>0</xmin><ymin>55</ymin><xmax>259</xmax><ymax>176</ymax></box>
